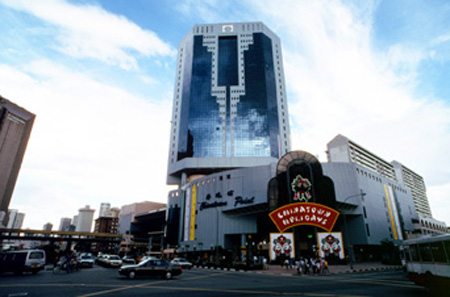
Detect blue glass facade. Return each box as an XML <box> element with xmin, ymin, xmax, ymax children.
<box><xmin>236</xmin><ymin>33</ymin><xmax>279</xmax><ymax>158</ymax></box>
<box><xmin>168</xmin><ymin>23</ymin><xmax>290</xmax><ymax>185</ymax></box>
<box><xmin>177</xmin><ymin>33</ymin><xmax>280</xmax><ymax>160</ymax></box>
<box><xmin>178</xmin><ymin>36</ymin><xmax>222</xmax><ymax>159</ymax></box>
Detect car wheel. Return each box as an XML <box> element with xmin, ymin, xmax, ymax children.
<box><xmin>128</xmin><ymin>271</ymin><xmax>136</xmax><ymax>279</ymax></box>
<box><xmin>165</xmin><ymin>271</ymin><xmax>172</xmax><ymax>280</ymax></box>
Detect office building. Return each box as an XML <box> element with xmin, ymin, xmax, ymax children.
<box><xmin>326</xmin><ymin>134</ymin><xmax>446</xmax><ymax>234</ymax></box>
<box><xmin>99</xmin><ymin>203</ymin><xmax>111</xmax><ymax>217</ymax></box>
<box><xmin>167</xmin><ymin>22</ymin><xmax>291</xmax><ymax>185</ymax></box>
<box><xmin>58</xmin><ymin>218</ymin><xmax>72</xmax><ymax>231</ymax></box>
<box><xmin>163</xmin><ymin>23</ymin><xmax>431</xmax><ymax>265</ymax></box>
<box><xmin>93</xmin><ymin>212</ymin><xmax>119</xmax><ymax>253</ymax></box>
<box><xmin>0</xmin><ymin>96</ymin><xmax>35</xmax><ymax>226</ymax></box>
<box><xmin>391</xmin><ymin>161</ymin><xmax>432</xmax><ymax>217</ymax></box>
<box><xmin>5</xmin><ymin>209</ymin><xmax>25</xmax><ymax>229</ymax></box>
<box><xmin>75</xmin><ymin>205</ymin><xmax>95</xmax><ymax>232</ymax></box>
<box><xmin>326</xmin><ymin>134</ymin><xmax>397</xmax><ymax>181</ymax></box>
<box><xmin>43</xmin><ymin>222</ymin><xmax>53</xmax><ymax>231</ymax></box>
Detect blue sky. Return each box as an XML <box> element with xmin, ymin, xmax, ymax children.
<box><xmin>0</xmin><ymin>0</ymin><xmax>449</xmax><ymax>229</ymax></box>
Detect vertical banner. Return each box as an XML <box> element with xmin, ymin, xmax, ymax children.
<box><xmin>189</xmin><ymin>185</ymin><xmax>197</xmax><ymax>241</ymax></box>
<box><xmin>270</xmin><ymin>233</ymin><xmax>295</xmax><ymax>261</ymax></box>
<box><xmin>183</xmin><ymin>187</ymin><xmax>192</xmax><ymax>242</ymax></box>
<box><xmin>317</xmin><ymin>232</ymin><xmax>344</xmax><ymax>259</ymax></box>
<box><xmin>384</xmin><ymin>184</ymin><xmax>403</xmax><ymax>240</ymax></box>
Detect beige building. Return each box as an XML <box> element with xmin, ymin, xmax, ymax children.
<box><xmin>118</xmin><ymin>201</ymin><xmax>166</xmax><ymax>234</ymax></box>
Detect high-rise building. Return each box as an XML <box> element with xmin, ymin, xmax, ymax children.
<box><xmin>93</xmin><ymin>209</ymin><xmax>119</xmax><ymax>252</ymax></box>
<box><xmin>167</xmin><ymin>22</ymin><xmax>291</xmax><ymax>185</ymax></box>
<box><xmin>43</xmin><ymin>222</ymin><xmax>53</xmax><ymax>231</ymax></box>
<box><xmin>6</xmin><ymin>209</ymin><xmax>25</xmax><ymax>229</ymax></box>
<box><xmin>99</xmin><ymin>202</ymin><xmax>111</xmax><ymax>217</ymax></box>
<box><xmin>391</xmin><ymin>161</ymin><xmax>432</xmax><ymax>217</ymax></box>
<box><xmin>75</xmin><ymin>205</ymin><xmax>95</xmax><ymax>232</ymax></box>
<box><xmin>59</xmin><ymin>217</ymin><xmax>72</xmax><ymax>231</ymax></box>
<box><xmin>326</xmin><ymin>134</ymin><xmax>446</xmax><ymax>233</ymax></box>
<box><xmin>327</xmin><ymin>134</ymin><xmax>397</xmax><ymax>181</ymax></box>
<box><xmin>0</xmin><ymin>96</ymin><xmax>35</xmax><ymax>226</ymax></box>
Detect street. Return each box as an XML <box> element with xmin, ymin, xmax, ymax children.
<box><xmin>0</xmin><ymin>265</ymin><xmax>429</xmax><ymax>297</ymax></box>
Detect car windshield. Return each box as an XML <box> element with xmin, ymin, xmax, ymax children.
<box><xmin>82</xmin><ymin>255</ymin><xmax>92</xmax><ymax>259</ymax></box>
<box><xmin>109</xmin><ymin>256</ymin><xmax>120</xmax><ymax>260</ymax></box>
<box><xmin>175</xmin><ymin>258</ymin><xmax>188</xmax><ymax>262</ymax></box>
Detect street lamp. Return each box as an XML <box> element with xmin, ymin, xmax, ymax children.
<box><xmin>340</xmin><ymin>191</ymin><xmax>366</xmax><ymax>270</ymax></box>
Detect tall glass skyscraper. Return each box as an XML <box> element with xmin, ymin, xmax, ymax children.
<box><xmin>167</xmin><ymin>22</ymin><xmax>291</xmax><ymax>185</ymax></box>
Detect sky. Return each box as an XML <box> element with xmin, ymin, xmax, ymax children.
<box><xmin>0</xmin><ymin>0</ymin><xmax>449</xmax><ymax>229</ymax></box>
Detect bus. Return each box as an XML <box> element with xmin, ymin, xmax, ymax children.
<box><xmin>401</xmin><ymin>234</ymin><xmax>450</xmax><ymax>290</ymax></box>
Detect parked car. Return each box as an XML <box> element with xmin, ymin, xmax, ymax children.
<box><xmin>122</xmin><ymin>255</ymin><xmax>136</xmax><ymax>264</ymax></box>
<box><xmin>170</xmin><ymin>257</ymin><xmax>193</xmax><ymax>269</ymax></box>
<box><xmin>79</xmin><ymin>253</ymin><xmax>94</xmax><ymax>268</ymax></box>
<box><xmin>0</xmin><ymin>250</ymin><xmax>46</xmax><ymax>275</ymax></box>
<box><xmin>95</xmin><ymin>254</ymin><xmax>108</xmax><ymax>266</ymax></box>
<box><xmin>119</xmin><ymin>258</ymin><xmax>182</xmax><ymax>279</ymax></box>
<box><xmin>104</xmin><ymin>255</ymin><xmax>122</xmax><ymax>267</ymax></box>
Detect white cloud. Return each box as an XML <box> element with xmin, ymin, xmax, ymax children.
<box><xmin>428</xmin><ymin>183</ymin><xmax>450</xmax><ymax>224</ymax></box>
<box><xmin>2</xmin><ymin>0</ymin><xmax>449</xmax><ymax>228</ymax></box>
<box><xmin>242</xmin><ymin>0</ymin><xmax>450</xmax><ymax>224</ymax></box>
<box><xmin>0</xmin><ymin>61</ymin><xmax>175</xmax><ymax>228</ymax></box>
<box><xmin>1</xmin><ymin>0</ymin><xmax>175</xmax><ymax>70</ymax></box>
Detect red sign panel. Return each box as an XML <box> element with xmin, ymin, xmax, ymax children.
<box><xmin>269</xmin><ymin>202</ymin><xmax>340</xmax><ymax>233</ymax></box>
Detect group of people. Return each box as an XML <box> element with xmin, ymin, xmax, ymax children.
<box><xmin>284</xmin><ymin>257</ymin><xmax>329</xmax><ymax>275</ymax></box>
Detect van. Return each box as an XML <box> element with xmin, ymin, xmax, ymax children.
<box><xmin>0</xmin><ymin>250</ymin><xmax>46</xmax><ymax>275</ymax></box>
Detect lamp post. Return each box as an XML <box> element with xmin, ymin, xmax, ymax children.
<box><xmin>341</xmin><ymin>191</ymin><xmax>366</xmax><ymax>270</ymax></box>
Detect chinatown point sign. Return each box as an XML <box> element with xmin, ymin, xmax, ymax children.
<box><xmin>269</xmin><ymin>202</ymin><xmax>339</xmax><ymax>233</ymax></box>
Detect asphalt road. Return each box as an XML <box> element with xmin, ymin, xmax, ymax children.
<box><xmin>0</xmin><ymin>265</ymin><xmax>429</xmax><ymax>297</ymax></box>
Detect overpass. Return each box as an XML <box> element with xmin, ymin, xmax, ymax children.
<box><xmin>0</xmin><ymin>228</ymin><xmax>122</xmax><ymax>244</ymax></box>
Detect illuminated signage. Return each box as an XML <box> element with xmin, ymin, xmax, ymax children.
<box><xmin>269</xmin><ymin>202</ymin><xmax>339</xmax><ymax>232</ymax></box>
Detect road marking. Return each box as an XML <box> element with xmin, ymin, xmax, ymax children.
<box><xmin>76</xmin><ymin>271</ymin><xmax>226</xmax><ymax>296</ymax></box>
<box><xmin>313</xmin><ymin>276</ymin><xmax>420</xmax><ymax>288</ymax></box>
<box><xmin>139</xmin><ymin>285</ymin><xmax>369</xmax><ymax>296</ymax></box>
<box><xmin>77</xmin><ymin>280</ymin><xmax>166</xmax><ymax>297</ymax></box>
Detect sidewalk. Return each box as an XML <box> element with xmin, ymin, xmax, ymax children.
<box><xmin>251</xmin><ymin>263</ymin><xmax>403</xmax><ymax>277</ymax></box>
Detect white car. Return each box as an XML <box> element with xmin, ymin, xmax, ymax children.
<box><xmin>138</xmin><ymin>256</ymin><xmax>159</xmax><ymax>264</ymax></box>
<box><xmin>79</xmin><ymin>253</ymin><xmax>94</xmax><ymax>268</ymax></box>
<box><xmin>105</xmin><ymin>255</ymin><xmax>123</xmax><ymax>267</ymax></box>
<box><xmin>171</xmin><ymin>257</ymin><xmax>193</xmax><ymax>269</ymax></box>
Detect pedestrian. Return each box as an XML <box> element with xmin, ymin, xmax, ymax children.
<box><xmin>284</xmin><ymin>258</ymin><xmax>289</xmax><ymax>269</ymax></box>
<box><xmin>65</xmin><ymin>253</ymin><xmax>72</xmax><ymax>273</ymax></box>
<box><xmin>324</xmin><ymin>259</ymin><xmax>329</xmax><ymax>274</ymax></box>
<box><xmin>296</xmin><ymin>259</ymin><xmax>302</xmax><ymax>274</ymax></box>
<box><xmin>263</xmin><ymin>257</ymin><xmax>268</xmax><ymax>270</ymax></box>
<box><xmin>310</xmin><ymin>257</ymin><xmax>316</xmax><ymax>274</ymax></box>
<box><xmin>304</xmin><ymin>258</ymin><xmax>310</xmax><ymax>275</ymax></box>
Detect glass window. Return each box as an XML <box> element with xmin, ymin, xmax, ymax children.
<box><xmin>419</xmin><ymin>243</ymin><xmax>432</xmax><ymax>262</ymax></box>
<box><xmin>430</xmin><ymin>241</ymin><xmax>447</xmax><ymax>263</ymax></box>
<box><xmin>403</xmin><ymin>246</ymin><xmax>411</xmax><ymax>261</ymax></box>
<box><xmin>29</xmin><ymin>252</ymin><xmax>44</xmax><ymax>259</ymax></box>
<box><xmin>410</xmin><ymin>244</ymin><xmax>419</xmax><ymax>261</ymax></box>
<box><xmin>444</xmin><ymin>240</ymin><xmax>450</xmax><ymax>263</ymax></box>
